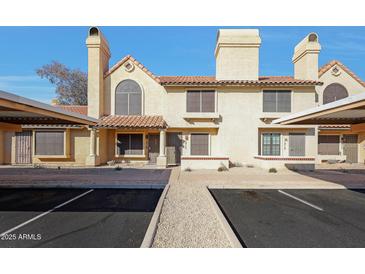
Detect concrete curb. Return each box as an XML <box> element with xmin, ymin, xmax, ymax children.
<box><xmin>208</xmin><ymin>184</ymin><xmax>348</xmax><ymax>189</ymax></box>
<box><xmin>205</xmin><ymin>187</ymin><xmax>242</xmax><ymax>248</ymax></box>
<box><xmin>0</xmin><ymin>183</ymin><xmax>166</xmax><ymax>189</ymax></box>
<box><xmin>140</xmin><ymin>184</ymin><xmax>170</xmax><ymax>248</ymax></box>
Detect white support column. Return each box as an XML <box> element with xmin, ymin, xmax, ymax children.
<box><xmin>90</xmin><ymin>128</ymin><xmax>96</xmax><ymax>157</ymax></box>
<box><xmin>85</xmin><ymin>128</ymin><xmax>100</xmax><ymax>166</ymax></box>
<box><xmin>159</xmin><ymin>129</ymin><xmax>166</xmax><ymax>156</ymax></box>
<box><xmin>157</xmin><ymin>129</ymin><xmax>167</xmax><ymax>167</ymax></box>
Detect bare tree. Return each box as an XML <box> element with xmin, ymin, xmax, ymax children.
<box><xmin>36</xmin><ymin>61</ymin><xmax>87</xmax><ymax>105</ymax></box>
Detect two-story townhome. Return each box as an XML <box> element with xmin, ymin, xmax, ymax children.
<box><xmin>2</xmin><ymin>27</ymin><xmax>365</xmax><ymax>169</ymax></box>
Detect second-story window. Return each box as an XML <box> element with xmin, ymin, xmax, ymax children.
<box><xmin>186</xmin><ymin>90</ymin><xmax>215</xmax><ymax>112</ymax></box>
<box><xmin>263</xmin><ymin>90</ymin><xmax>291</xmax><ymax>112</ymax></box>
<box><xmin>115</xmin><ymin>79</ymin><xmax>142</xmax><ymax>115</ymax></box>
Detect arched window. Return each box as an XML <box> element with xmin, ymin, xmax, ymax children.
<box><xmin>323</xmin><ymin>83</ymin><xmax>348</xmax><ymax>104</ymax></box>
<box><xmin>115</xmin><ymin>80</ymin><xmax>142</xmax><ymax>115</ymax></box>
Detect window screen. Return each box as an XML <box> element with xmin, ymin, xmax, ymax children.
<box><xmin>187</xmin><ymin>90</ymin><xmax>215</xmax><ymax>113</ymax></box>
<box><xmin>191</xmin><ymin>133</ymin><xmax>209</xmax><ymax>155</ymax></box>
<box><xmin>263</xmin><ymin>90</ymin><xmax>291</xmax><ymax>112</ymax></box>
<box><xmin>318</xmin><ymin>135</ymin><xmax>340</xmax><ymax>155</ymax></box>
<box><xmin>35</xmin><ymin>131</ymin><xmax>64</xmax><ymax>156</ymax></box>
<box><xmin>115</xmin><ymin>80</ymin><xmax>142</xmax><ymax>115</ymax></box>
<box><xmin>117</xmin><ymin>134</ymin><xmax>143</xmax><ymax>155</ymax></box>
<box><xmin>262</xmin><ymin>133</ymin><xmax>281</xmax><ymax>156</ymax></box>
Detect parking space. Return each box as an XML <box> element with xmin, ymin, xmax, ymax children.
<box><xmin>210</xmin><ymin>188</ymin><xmax>365</xmax><ymax>247</ymax></box>
<box><xmin>0</xmin><ymin>188</ymin><xmax>162</xmax><ymax>247</ymax></box>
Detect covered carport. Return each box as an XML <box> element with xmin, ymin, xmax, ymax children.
<box><xmin>273</xmin><ymin>92</ymin><xmax>365</xmax><ymax>164</ymax></box>
<box><xmin>0</xmin><ymin>90</ymin><xmax>97</xmax><ymax>165</ymax></box>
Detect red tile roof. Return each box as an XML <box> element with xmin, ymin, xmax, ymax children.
<box><xmin>158</xmin><ymin>76</ymin><xmax>322</xmax><ymax>86</ymax></box>
<box><xmin>319</xmin><ymin>125</ymin><xmax>351</xmax><ymax>129</ymax></box>
<box><xmin>318</xmin><ymin>60</ymin><xmax>365</xmax><ymax>87</ymax></box>
<box><xmin>96</xmin><ymin>115</ymin><xmax>167</xmax><ymax>129</ymax></box>
<box><xmin>54</xmin><ymin>105</ymin><xmax>88</xmax><ymax>115</ymax></box>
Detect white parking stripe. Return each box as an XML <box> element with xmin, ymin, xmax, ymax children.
<box><xmin>0</xmin><ymin>189</ymin><xmax>94</xmax><ymax>237</ymax></box>
<box><xmin>278</xmin><ymin>190</ymin><xmax>324</xmax><ymax>211</ymax></box>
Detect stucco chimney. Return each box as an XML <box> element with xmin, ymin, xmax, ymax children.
<box><xmin>215</xmin><ymin>29</ymin><xmax>261</xmax><ymax>81</ymax></box>
<box><xmin>292</xmin><ymin>33</ymin><xmax>321</xmax><ymax>80</ymax></box>
<box><xmin>86</xmin><ymin>27</ymin><xmax>111</xmax><ymax>118</ymax></box>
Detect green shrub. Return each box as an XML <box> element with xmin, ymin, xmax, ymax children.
<box><xmin>269</xmin><ymin>168</ymin><xmax>277</xmax><ymax>173</ymax></box>
<box><xmin>115</xmin><ymin>165</ymin><xmax>122</xmax><ymax>171</ymax></box>
<box><xmin>184</xmin><ymin>167</ymin><xmax>192</xmax><ymax>172</ymax></box>
<box><xmin>218</xmin><ymin>165</ymin><xmax>229</xmax><ymax>172</ymax></box>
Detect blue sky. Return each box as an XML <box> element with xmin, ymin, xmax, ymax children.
<box><xmin>0</xmin><ymin>26</ymin><xmax>364</xmax><ymax>103</ymax></box>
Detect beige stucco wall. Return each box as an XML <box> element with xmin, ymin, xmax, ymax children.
<box><xmin>317</xmin><ymin>65</ymin><xmax>365</xmax><ymax>105</ymax></box>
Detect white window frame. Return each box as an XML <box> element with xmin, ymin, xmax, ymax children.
<box><xmin>262</xmin><ymin>89</ymin><xmax>293</xmax><ymax>113</ymax></box>
<box><xmin>114</xmin><ymin>131</ymin><xmax>146</xmax><ymax>158</ymax></box>
<box><xmin>261</xmin><ymin>132</ymin><xmax>282</xmax><ymax>156</ymax></box>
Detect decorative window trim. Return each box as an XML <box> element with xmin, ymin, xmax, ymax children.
<box><xmin>262</xmin><ymin>89</ymin><xmax>292</xmax><ymax>113</ymax></box>
<box><xmin>261</xmin><ymin>132</ymin><xmax>281</xmax><ymax>156</ymax></box>
<box><xmin>185</xmin><ymin>90</ymin><xmax>217</xmax><ymax>113</ymax></box>
<box><xmin>32</xmin><ymin>129</ymin><xmax>70</xmax><ymax>158</ymax></box>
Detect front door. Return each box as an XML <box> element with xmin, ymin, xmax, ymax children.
<box><xmin>343</xmin><ymin>134</ymin><xmax>358</xmax><ymax>163</ymax></box>
<box><xmin>289</xmin><ymin>133</ymin><xmax>305</xmax><ymax>156</ymax></box>
<box><xmin>15</xmin><ymin>130</ymin><xmax>32</xmax><ymax>164</ymax></box>
<box><xmin>148</xmin><ymin>134</ymin><xmax>160</xmax><ymax>164</ymax></box>
<box><xmin>166</xmin><ymin>132</ymin><xmax>182</xmax><ymax>165</ymax></box>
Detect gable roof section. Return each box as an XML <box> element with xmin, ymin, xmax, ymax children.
<box><xmin>318</xmin><ymin>60</ymin><xmax>365</xmax><ymax>88</ymax></box>
<box><xmin>104</xmin><ymin>55</ymin><xmax>160</xmax><ymax>83</ymax></box>
<box><xmin>158</xmin><ymin>76</ymin><xmax>322</xmax><ymax>86</ymax></box>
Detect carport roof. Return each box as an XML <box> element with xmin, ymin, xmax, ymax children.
<box><xmin>0</xmin><ymin>90</ymin><xmax>98</xmax><ymax>126</ymax></box>
<box><xmin>273</xmin><ymin>92</ymin><xmax>365</xmax><ymax>125</ymax></box>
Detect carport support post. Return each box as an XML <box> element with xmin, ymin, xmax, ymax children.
<box><xmin>85</xmin><ymin>128</ymin><xmax>100</xmax><ymax>166</ymax></box>
<box><xmin>156</xmin><ymin>129</ymin><xmax>167</xmax><ymax>167</ymax></box>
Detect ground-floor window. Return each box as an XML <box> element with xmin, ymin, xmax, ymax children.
<box><xmin>34</xmin><ymin>131</ymin><xmax>65</xmax><ymax>156</ymax></box>
<box><xmin>190</xmin><ymin>133</ymin><xmax>209</xmax><ymax>156</ymax></box>
<box><xmin>117</xmin><ymin>133</ymin><xmax>144</xmax><ymax>156</ymax></box>
<box><xmin>318</xmin><ymin>135</ymin><xmax>340</xmax><ymax>155</ymax></box>
<box><xmin>262</xmin><ymin>133</ymin><xmax>281</xmax><ymax>156</ymax></box>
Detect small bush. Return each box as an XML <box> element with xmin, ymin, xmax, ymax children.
<box><xmin>184</xmin><ymin>167</ymin><xmax>192</xmax><ymax>172</ymax></box>
<box><xmin>269</xmin><ymin>168</ymin><xmax>277</xmax><ymax>173</ymax></box>
<box><xmin>246</xmin><ymin>164</ymin><xmax>254</xmax><ymax>168</ymax></box>
<box><xmin>115</xmin><ymin>165</ymin><xmax>122</xmax><ymax>171</ymax></box>
<box><xmin>218</xmin><ymin>165</ymin><xmax>229</xmax><ymax>172</ymax></box>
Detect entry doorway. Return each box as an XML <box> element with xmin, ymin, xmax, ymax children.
<box><xmin>148</xmin><ymin>134</ymin><xmax>160</xmax><ymax>164</ymax></box>
<box><xmin>166</xmin><ymin>132</ymin><xmax>182</xmax><ymax>165</ymax></box>
<box><xmin>15</xmin><ymin>130</ymin><xmax>32</xmax><ymax>164</ymax></box>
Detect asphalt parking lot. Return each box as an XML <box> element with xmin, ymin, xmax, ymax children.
<box><xmin>0</xmin><ymin>188</ymin><xmax>162</xmax><ymax>248</ymax></box>
<box><xmin>210</xmin><ymin>188</ymin><xmax>365</xmax><ymax>247</ymax></box>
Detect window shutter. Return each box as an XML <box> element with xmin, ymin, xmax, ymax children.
<box><xmin>201</xmin><ymin>90</ymin><xmax>215</xmax><ymax>112</ymax></box>
<box><xmin>129</xmin><ymin>93</ymin><xmax>142</xmax><ymax>115</ymax></box>
<box><xmin>191</xmin><ymin>133</ymin><xmax>209</xmax><ymax>155</ymax></box>
<box><xmin>35</xmin><ymin>131</ymin><xmax>64</xmax><ymax>156</ymax></box>
<box><xmin>318</xmin><ymin>135</ymin><xmax>340</xmax><ymax>155</ymax></box>
<box><xmin>323</xmin><ymin>83</ymin><xmax>348</xmax><ymax>104</ymax></box>
<box><xmin>277</xmin><ymin>91</ymin><xmax>291</xmax><ymax>112</ymax></box>
<box><xmin>263</xmin><ymin>91</ymin><xmax>277</xmax><ymax>112</ymax></box>
<box><xmin>187</xmin><ymin>91</ymin><xmax>201</xmax><ymax>112</ymax></box>
<box><xmin>115</xmin><ymin>93</ymin><xmax>129</xmax><ymax>115</ymax></box>
<box><xmin>115</xmin><ymin>80</ymin><xmax>142</xmax><ymax>115</ymax></box>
